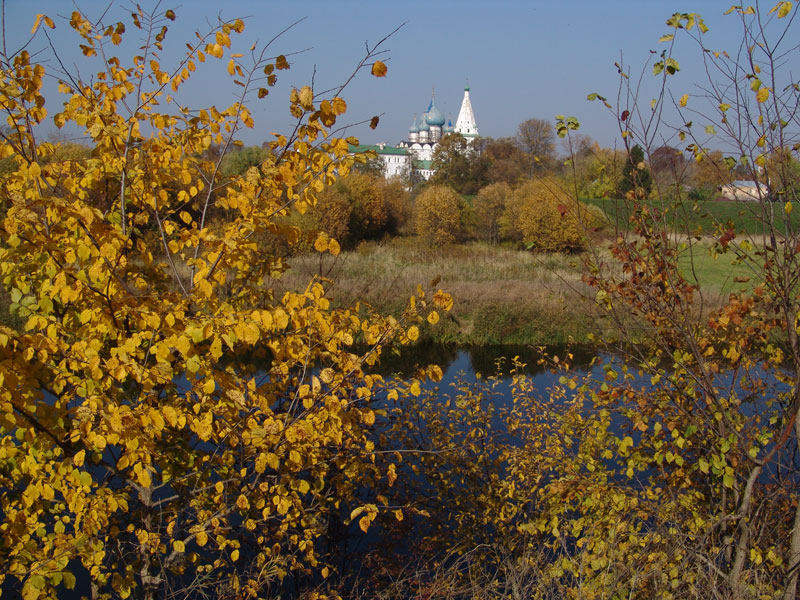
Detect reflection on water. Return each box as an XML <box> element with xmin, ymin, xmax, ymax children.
<box><xmin>372</xmin><ymin>343</ymin><xmax>597</xmax><ymax>379</ymax></box>
<box><xmin>370</xmin><ymin>344</ymin><xmax>600</xmax><ymax>408</ymax></box>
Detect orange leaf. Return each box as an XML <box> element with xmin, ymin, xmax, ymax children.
<box><xmin>371</xmin><ymin>60</ymin><xmax>387</xmax><ymax>77</ymax></box>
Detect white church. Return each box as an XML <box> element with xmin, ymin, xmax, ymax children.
<box><xmin>349</xmin><ymin>84</ymin><xmax>479</xmax><ymax>181</ymax></box>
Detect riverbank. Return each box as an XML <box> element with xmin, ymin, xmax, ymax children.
<box><xmin>279</xmin><ymin>236</ymin><xmax>754</xmax><ymax>346</ymax></box>
<box><xmin>280</xmin><ymin>238</ymin><xmax>606</xmax><ymax>346</ymax></box>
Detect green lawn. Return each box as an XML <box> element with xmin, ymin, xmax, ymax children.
<box><xmin>585</xmin><ymin>197</ymin><xmax>800</xmax><ymax>236</ymax></box>
<box><xmin>676</xmin><ymin>241</ymin><xmax>757</xmax><ymax>296</ymax></box>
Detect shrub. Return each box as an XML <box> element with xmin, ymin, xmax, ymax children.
<box><xmin>379</xmin><ymin>178</ymin><xmax>412</xmax><ymax>235</ymax></box>
<box><xmin>473</xmin><ymin>182</ymin><xmax>511</xmax><ymax>243</ymax></box>
<box><xmin>502</xmin><ymin>177</ymin><xmax>586</xmax><ymax>251</ymax></box>
<box><xmin>414</xmin><ymin>185</ymin><xmax>465</xmax><ymax>245</ymax></box>
<box><xmin>313</xmin><ymin>185</ymin><xmax>352</xmax><ymax>243</ymax></box>
<box><xmin>343</xmin><ymin>172</ymin><xmax>389</xmax><ymax>244</ymax></box>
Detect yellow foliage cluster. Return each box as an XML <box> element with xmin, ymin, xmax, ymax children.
<box><xmin>0</xmin><ymin>6</ymin><xmax>450</xmax><ymax>599</ymax></box>
<box><xmin>293</xmin><ymin>172</ymin><xmax>405</xmax><ymax>249</ymax></box>
<box><xmin>413</xmin><ymin>185</ymin><xmax>465</xmax><ymax>245</ymax></box>
<box><xmin>501</xmin><ymin>177</ymin><xmax>588</xmax><ymax>252</ymax></box>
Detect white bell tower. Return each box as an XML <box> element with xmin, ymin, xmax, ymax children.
<box><xmin>455</xmin><ymin>82</ymin><xmax>478</xmax><ymax>138</ymax></box>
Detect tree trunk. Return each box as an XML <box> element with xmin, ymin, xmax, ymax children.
<box><xmin>783</xmin><ymin>413</ymin><xmax>800</xmax><ymax>600</ymax></box>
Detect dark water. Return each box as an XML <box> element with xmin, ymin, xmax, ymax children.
<box><xmin>372</xmin><ymin>343</ymin><xmax>599</xmax><ymax>394</ymax></box>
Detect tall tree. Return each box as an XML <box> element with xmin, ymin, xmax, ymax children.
<box><xmin>431</xmin><ymin>132</ymin><xmax>487</xmax><ymax>194</ymax></box>
<box><xmin>619</xmin><ymin>144</ymin><xmax>653</xmax><ymax>197</ymax></box>
<box><xmin>0</xmin><ymin>6</ymin><xmax>450</xmax><ymax>599</ymax></box>
<box><xmin>481</xmin><ymin>137</ymin><xmax>527</xmax><ymax>186</ymax></box>
<box><xmin>515</xmin><ymin>117</ymin><xmax>556</xmax><ymax>175</ymax></box>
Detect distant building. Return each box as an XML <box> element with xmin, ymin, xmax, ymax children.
<box><xmin>720</xmin><ymin>180</ymin><xmax>768</xmax><ymax>201</ymax></box>
<box><xmin>347</xmin><ymin>143</ymin><xmax>409</xmax><ymax>179</ymax></box>
<box><xmin>349</xmin><ymin>85</ymin><xmax>479</xmax><ymax>182</ymax></box>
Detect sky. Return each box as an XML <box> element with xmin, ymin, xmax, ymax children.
<box><xmin>4</xmin><ymin>1</ymin><xmax>797</xmax><ymax>152</ymax></box>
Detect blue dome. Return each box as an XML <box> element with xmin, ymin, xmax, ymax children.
<box><xmin>417</xmin><ymin>113</ymin><xmax>430</xmax><ymax>130</ymax></box>
<box><xmin>425</xmin><ymin>100</ymin><xmax>446</xmax><ymax>127</ymax></box>
<box><xmin>409</xmin><ymin>116</ymin><xmax>419</xmax><ymax>133</ymax></box>
<box><xmin>444</xmin><ymin>119</ymin><xmax>454</xmax><ymax>133</ymax></box>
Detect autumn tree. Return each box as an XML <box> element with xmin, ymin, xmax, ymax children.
<box><xmin>414</xmin><ymin>185</ymin><xmax>465</xmax><ymax>245</ymax></box>
<box><xmin>219</xmin><ymin>144</ymin><xmax>269</xmax><ymax>177</ymax></box>
<box><xmin>689</xmin><ymin>148</ymin><xmax>733</xmax><ymax>199</ymax></box>
<box><xmin>500</xmin><ymin>178</ymin><xmax>588</xmax><ymax>251</ymax></box>
<box><xmin>0</xmin><ymin>6</ymin><xmax>449</xmax><ymax>600</ymax></box>
<box><xmin>649</xmin><ymin>144</ymin><xmax>690</xmax><ymax>193</ymax></box>
<box><xmin>379</xmin><ymin>177</ymin><xmax>413</xmax><ymax>235</ymax></box>
<box><xmin>430</xmin><ymin>132</ymin><xmax>487</xmax><ymax>194</ymax></box>
<box><xmin>480</xmin><ymin>137</ymin><xmax>527</xmax><ymax>186</ymax></box>
<box><xmin>619</xmin><ymin>143</ymin><xmax>653</xmax><ymax>197</ymax></box>
<box><xmin>366</xmin><ymin>4</ymin><xmax>800</xmax><ymax>599</ymax></box>
<box><xmin>516</xmin><ymin>117</ymin><xmax>556</xmax><ymax>176</ymax></box>
<box><xmin>576</xmin><ymin>4</ymin><xmax>800</xmax><ymax>598</ymax></box>
<box><xmin>341</xmin><ymin>172</ymin><xmax>390</xmax><ymax>243</ymax></box>
<box><xmin>562</xmin><ymin>137</ymin><xmax>626</xmax><ymax>199</ymax></box>
<box><xmin>472</xmin><ymin>182</ymin><xmax>511</xmax><ymax>243</ymax></box>
<box><xmin>765</xmin><ymin>146</ymin><xmax>800</xmax><ymax>202</ymax></box>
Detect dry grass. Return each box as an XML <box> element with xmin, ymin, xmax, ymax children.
<box><xmin>274</xmin><ymin>238</ymin><xmax>605</xmax><ymax>345</ymax></box>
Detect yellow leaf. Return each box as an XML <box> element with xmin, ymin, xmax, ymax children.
<box><xmin>210</xmin><ymin>337</ymin><xmax>223</xmax><ymax>360</ymax></box>
<box><xmin>227</xmin><ymin>59</ymin><xmax>235</xmax><ymax>76</ymax></box>
<box><xmin>163</xmin><ymin>406</ymin><xmax>178</xmax><ymax>428</ymax></box>
<box><xmin>679</xmin><ymin>93</ymin><xmax>688</xmax><ymax>107</ymax></box>
<box><xmin>757</xmin><ymin>87</ymin><xmax>770</xmax><ymax>102</ymax></box>
<box><xmin>362</xmin><ymin>410</ymin><xmax>375</xmax><ymax>425</ymax></box>
<box><xmin>427</xmin><ymin>310</ymin><xmax>439</xmax><ymax>325</ymax></box>
<box><xmin>433</xmin><ymin>290</ymin><xmax>454</xmax><ymax>311</ymax></box>
<box><xmin>407</xmin><ymin>325</ymin><xmax>419</xmax><ymax>341</ymax></box>
<box><xmin>31</xmin><ymin>14</ymin><xmax>44</xmax><ymax>34</ymax></box>
<box><xmin>410</xmin><ymin>380</ymin><xmax>421</xmax><ymax>396</ymax></box>
<box><xmin>328</xmin><ymin>238</ymin><xmax>340</xmax><ymax>256</ymax></box>
<box><xmin>173</xmin><ymin>540</ymin><xmax>185</xmax><ymax>553</ymax></box>
<box><xmin>255</xmin><ymin>453</ymin><xmax>267</xmax><ymax>473</ymax></box>
<box><xmin>785</xmin><ymin>202</ymin><xmax>793</xmax><ymax>214</ymax></box>
<box><xmin>332</xmin><ymin>97</ymin><xmax>347</xmax><ymax>115</ymax></box>
<box><xmin>371</xmin><ymin>60</ymin><xmax>387</xmax><ymax>77</ymax></box>
<box><xmin>137</xmin><ymin>466</ymin><xmax>152</xmax><ymax>488</ymax></box>
<box><xmin>202</xmin><ymin>379</ymin><xmax>215</xmax><ymax>394</ymax></box>
<box><xmin>314</xmin><ymin>233</ymin><xmax>329</xmax><ymax>253</ymax></box>
<box><xmin>298</xmin><ymin>86</ymin><xmax>313</xmax><ymax>108</ymax></box>
<box><xmin>319</xmin><ymin>368</ymin><xmax>334</xmax><ymax>383</ymax></box>
<box><xmin>771</xmin><ymin>1</ymin><xmax>793</xmax><ymax>18</ymax></box>
<box><xmin>175</xmin><ymin>335</ymin><xmax>192</xmax><ymax>357</ymax></box>
<box><xmin>427</xmin><ymin>364</ymin><xmax>443</xmax><ymax>382</ymax></box>
<box><xmin>394</xmin><ymin>509</ymin><xmax>403</xmax><ymax>521</ymax></box>
<box><xmin>359</xmin><ymin>515</ymin><xmax>371</xmax><ymax>533</ymax></box>
<box><xmin>73</xmin><ymin>449</ymin><xmax>86</xmax><ymax>467</ymax></box>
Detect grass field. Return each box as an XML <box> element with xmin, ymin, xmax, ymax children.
<box><xmin>278</xmin><ymin>233</ymin><xmax>758</xmax><ymax>346</ymax></box>
<box><xmin>585</xmin><ymin>197</ymin><xmax>800</xmax><ymax>236</ymax></box>
<box><xmin>279</xmin><ymin>239</ymin><xmax>603</xmax><ymax>346</ymax></box>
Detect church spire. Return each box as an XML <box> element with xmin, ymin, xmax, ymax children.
<box><xmin>455</xmin><ymin>81</ymin><xmax>478</xmax><ymax>137</ymax></box>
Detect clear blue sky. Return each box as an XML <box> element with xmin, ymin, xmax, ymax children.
<box><xmin>4</xmin><ymin>1</ymin><xmax>791</xmax><ymax>151</ymax></box>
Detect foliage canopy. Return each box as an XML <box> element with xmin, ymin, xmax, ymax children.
<box><xmin>0</xmin><ymin>6</ymin><xmax>446</xmax><ymax>599</ymax></box>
